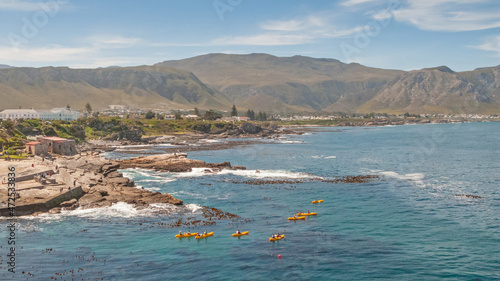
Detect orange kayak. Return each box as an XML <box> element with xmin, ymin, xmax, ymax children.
<box><xmin>297</xmin><ymin>212</ymin><xmax>317</xmax><ymax>216</ymax></box>
<box><xmin>312</xmin><ymin>199</ymin><xmax>324</xmax><ymax>204</ymax></box>
<box><xmin>195</xmin><ymin>232</ymin><xmax>214</xmax><ymax>239</ymax></box>
<box><xmin>232</xmin><ymin>231</ymin><xmax>249</xmax><ymax>237</ymax></box>
<box><xmin>175</xmin><ymin>232</ymin><xmax>198</xmax><ymax>238</ymax></box>
<box><xmin>269</xmin><ymin>234</ymin><xmax>285</xmax><ymax>242</ymax></box>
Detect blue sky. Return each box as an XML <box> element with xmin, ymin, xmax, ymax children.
<box><xmin>0</xmin><ymin>0</ymin><xmax>499</xmax><ymax>71</ymax></box>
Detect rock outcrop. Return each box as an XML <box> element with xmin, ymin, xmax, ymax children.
<box><xmin>119</xmin><ymin>153</ymin><xmax>240</xmax><ymax>172</ymax></box>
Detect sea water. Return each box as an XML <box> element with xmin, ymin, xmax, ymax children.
<box><xmin>1</xmin><ymin>122</ymin><xmax>499</xmax><ymax>280</ymax></box>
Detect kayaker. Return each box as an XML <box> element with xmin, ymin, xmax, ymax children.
<box><xmin>187</xmin><ymin>231</ymin><xmax>191</xmax><ymax>235</ymax></box>
<box><xmin>271</xmin><ymin>234</ymin><xmax>275</xmax><ymax>238</ymax></box>
<box><xmin>307</xmin><ymin>210</ymin><xmax>310</xmax><ymax>214</ymax></box>
<box><xmin>178</xmin><ymin>231</ymin><xmax>182</xmax><ymax>236</ymax></box>
<box><xmin>236</xmin><ymin>230</ymin><xmax>241</xmax><ymax>234</ymax></box>
<box><xmin>293</xmin><ymin>214</ymin><xmax>297</xmax><ymax>218</ymax></box>
<box><xmin>204</xmin><ymin>230</ymin><xmax>207</xmax><ymax>235</ymax></box>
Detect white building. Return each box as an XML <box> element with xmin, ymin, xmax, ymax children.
<box><xmin>0</xmin><ymin>108</ymin><xmax>82</xmax><ymax>121</ymax></box>
<box><xmin>0</xmin><ymin>109</ymin><xmax>39</xmax><ymax>120</ymax></box>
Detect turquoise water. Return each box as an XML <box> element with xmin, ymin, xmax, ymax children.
<box><xmin>1</xmin><ymin>122</ymin><xmax>499</xmax><ymax>280</ymax></box>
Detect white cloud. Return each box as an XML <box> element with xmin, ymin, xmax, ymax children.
<box><xmin>393</xmin><ymin>0</ymin><xmax>500</xmax><ymax>31</ymax></box>
<box><xmin>213</xmin><ymin>13</ymin><xmax>365</xmax><ymax>47</ymax></box>
<box><xmin>473</xmin><ymin>35</ymin><xmax>500</xmax><ymax>55</ymax></box>
<box><xmin>213</xmin><ymin>33</ymin><xmax>313</xmax><ymax>46</ymax></box>
<box><xmin>89</xmin><ymin>36</ymin><xmax>143</xmax><ymax>49</ymax></box>
<box><xmin>0</xmin><ymin>45</ymin><xmax>94</xmax><ymax>63</ymax></box>
<box><xmin>341</xmin><ymin>0</ymin><xmax>382</xmax><ymax>6</ymax></box>
<box><xmin>371</xmin><ymin>10</ymin><xmax>392</xmax><ymax>21</ymax></box>
<box><xmin>0</xmin><ymin>0</ymin><xmax>42</xmax><ymax>11</ymax></box>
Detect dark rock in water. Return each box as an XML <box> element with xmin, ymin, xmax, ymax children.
<box><xmin>119</xmin><ymin>154</ymin><xmax>238</xmax><ymax>173</ymax></box>
<box><xmin>48</xmin><ymin>207</ymin><xmax>62</xmax><ymax>214</ymax></box>
<box><xmin>232</xmin><ymin>166</ymin><xmax>246</xmax><ymax>170</ymax></box>
<box><xmin>454</xmin><ymin>194</ymin><xmax>484</xmax><ymax>199</ymax></box>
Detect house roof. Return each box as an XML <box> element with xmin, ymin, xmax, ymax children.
<box><xmin>25</xmin><ymin>142</ymin><xmax>41</xmax><ymax>145</ymax></box>
<box><xmin>40</xmin><ymin>136</ymin><xmax>69</xmax><ymax>141</ymax></box>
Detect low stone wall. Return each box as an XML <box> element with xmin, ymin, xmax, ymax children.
<box><xmin>15</xmin><ymin>169</ymin><xmax>54</xmax><ymax>182</ymax></box>
<box><xmin>46</xmin><ymin>186</ymin><xmax>83</xmax><ymax>209</ymax></box>
<box><xmin>0</xmin><ymin>186</ymin><xmax>84</xmax><ymax>216</ymax></box>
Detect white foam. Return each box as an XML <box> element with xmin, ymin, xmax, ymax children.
<box><xmin>135</xmin><ymin>178</ymin><xmax>177</xmax><ymax>183</ymax></box>
<box><xmin>218</xmin><ymin>169</ymin><xmax>316</xmax><ymax>179</ymax></box>
<box><xmin>199</xmin><ymin>139</ymin><xmax>220</xmax><ymax>143</ymax></box>
<box><xmin>171</xmin><ymin>190</ymin><xmax>207</xmax><ymax>199</ymax></box>
<box><xmin>68</xmin><ymin>202</ymin><xmax>141</xmax><ymax>218</ymax></box>
<box><xmin>312</xmin><ymin>155</ymin><xmax>336</xmax><ymax>159</ymax></box>
<box><xmin>378</xmin><ymin>171</ymin><xmax>426</xmax><ymax>186</ymax></box>
<box><xmin>122</xmin><ymin>168</ymin><xmax>175</xmax><ymax>181</ymax></box>
<box><xmin>174</xmin><ymin>168</ymin><xmax>212</xmax><ymax>178</ymax></box>
<box><xmin>112</xmin><ymin>144</ymin><xmax>174</xmax><ymax>149</ymax></box>
<box><xmin>185</xmin><ymin>203</ymin><xmax>203</xmax><ymax>213</ymax></box>
<box><xmin>276</xmin><ymin>140</ymin><xmax>305</xmax><ymax>144</ymax></box>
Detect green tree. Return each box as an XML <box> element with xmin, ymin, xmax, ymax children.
<box><xmin>194</xmin><ymin>107</ymin><xmax>200</xmax><ymax>116</ymax></box>
<box><xmin>257</xmin><ymin>111</ymin><xmax>263</xmax><ymax>121</ymax></box>
<box><xmin>2</xmin><ymin>120</ymin><xmax>15</xmax><ymax>131</ymax></box>
<box><xmin>174</xmin><ymin>111</ymin><xmax>183</xmax><ymax>120</ymax></box>
<box><xmin>145</xmin><ymin>110</ymin><xmax>155</xmax><ymax>119</ymax></box>
<box><xmin>66</xmin><ymin>104</ymin><xmax>71</xmax><ymax>109</ymax></box>
<box><xmin>85</xmin><ymin>102</ymin><xmax>92</xmax><ymax>113</ymax></box>
<box><xmin>230</xmin><ymin>104</ymin><xmax>237</xmax><ymax>117</ymax></box>
<box><xmin>203</xmin><ymin>109</ymin><xmax>222</xmax><ymax>120</ymax></box>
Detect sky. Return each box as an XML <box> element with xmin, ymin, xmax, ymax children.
<box><xmin>0</xmin><ymin>0</ymin><xmax>499</xmax><ymax>71</ymax></box>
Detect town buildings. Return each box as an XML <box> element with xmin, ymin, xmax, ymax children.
<box><xmin>0</xmin><ymin>108</ymin><xmax>82</xmax><ymax>121</ymax></box>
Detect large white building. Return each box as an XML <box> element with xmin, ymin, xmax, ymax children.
<box><xmin>0</xmin><ymin>108</ymin><xmax>82</xmax><ymax>121</ymax></box>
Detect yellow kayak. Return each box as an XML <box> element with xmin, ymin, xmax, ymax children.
<box><xmin>312</xmin><ymin>199</ymin><xmax>324</xmax><ymax>204</ymax></box>
<box><xmin>232</xmin><ymin>231</ymin><xmax>249</xmax><ymax>237</ymax></box>
<box><xmin>288</xmin><ymin>216</ymin><xmax>306</xmax><ymax>220</ymax></box>
<box><xmin>195</xmin><ymin>232</ymin><xmax>214</xmax><ymax>239</ymax></box>
<box><xmin>297</xmin><ymin>212</ymin><xmax>317</xmax><ymax>216</ymax></box>
<box><xmin>269</xmin><ymin>234</ymin><xmax>285</xmax><ymax>242</ymax></box>
<box><xmin>175</xmin><ymin>232</ymin><xmax>198</xmax><ymax>238</ymax></box>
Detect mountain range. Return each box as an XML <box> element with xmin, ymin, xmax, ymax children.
<box><xmin>1</xmin><ymin>54</ymin><xmax>499</xmax><ymax>114</ymax></box>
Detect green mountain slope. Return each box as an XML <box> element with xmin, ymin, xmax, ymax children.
<box><xmin>1</xmin><ymin>54</ymin><xmax>499</xmax><ymax>114</ymax></box>
<box><xmin>359</xmin><ymin>66</ymin><xmax>500</xmax><ymax>114</ymax></box>
<box><xmin>156</xmin><ymin>53</ymin><xmax>403</xmax><ymax>112</ymax></box>
<box><xmin>0</xmin><ymin>66</ymin><xmax>230</xmax><ymax>110</ymax></box>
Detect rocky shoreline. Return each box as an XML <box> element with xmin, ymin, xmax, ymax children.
<box><xmin>48</xmin><ymin>152</ymin><xmax>247</xmax><ymax>213</ymax></box>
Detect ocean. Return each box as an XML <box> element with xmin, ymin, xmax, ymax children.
<box><xmin>1</xmin><ymin>122</ymin><xmax>499</xmax><ymax>280</ymax></box>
